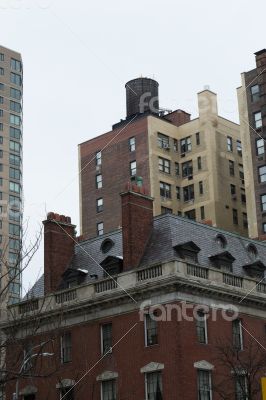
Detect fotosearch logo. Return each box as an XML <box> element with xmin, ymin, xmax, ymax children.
<box><xmin>139</xmin><ymin>300</ymin><xmax>239</xmax><ymax>322</ymax></box>
<box><xmin>139</xmin><ymin>92</ymin><xmax>159</xmax><ymax>114</ymax></box>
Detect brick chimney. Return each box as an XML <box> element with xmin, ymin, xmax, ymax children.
<box><xmin>43</xmin><ymin>212</ymin><xmax>76</xmax><ymax>295</ymax></box>
<box><xmin>121</xmin><ymin>183</ymin><xmax>153</xmax><ymax>271</ymax></box>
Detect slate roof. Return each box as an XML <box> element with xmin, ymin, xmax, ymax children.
<box><xmin>25</xmin><ymin>214</ymin><xmax>266</xmax><ymax>299</ymax></box>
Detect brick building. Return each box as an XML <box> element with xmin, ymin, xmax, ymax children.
<box><xmin>79</xmin><ymin>78</ymin><xmax>247</xmax><ymax>239</ymax></box>
<box><xmin>238</xmin><ymin>49</ymin><xmax>266</xmax><ymax>239</ymax></box>
<box><xmin>3</xmin><ymin>185</ymin><xmax>266</xmax><ymax>400</ymax></box>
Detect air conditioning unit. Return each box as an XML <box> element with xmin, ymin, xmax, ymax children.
<box><xmin>163</xmin><ymin>143</ymin><xmax>170</xmax><ymax>150</ymax></box>
<box><xmin>188</xmin><ymin>175</ymin><xmax>193</xmax><ymax>180</ymax></box>
<box><xmin>232</xmin><ymin>194</ymin><xmax>237</xmax><ymax>200</ymax></box>
<box><xmin>181</xmin><ymin>153</ymin><xmax>186</xmax><ymax>158</ymax></box>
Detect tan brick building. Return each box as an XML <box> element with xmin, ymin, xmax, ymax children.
<box><xmin>79</xmin><ymin>78</ymin><xmax>247</xmax><ymax>239</ymax></box>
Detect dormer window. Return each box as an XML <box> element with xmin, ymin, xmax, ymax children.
<box><xmin>247</xmin><ymin>244</ymin><xmax>258</xmax><ymax>260</ymax></box>
<box><xmin>209</xmin><ymin>251</ymin><xmax>235</xmax><ymax>273</ymax></box>
<box><xmin>100</xmin><ymin>256</ymin><xmax>123</xmax><ymax>277</ymax></box>
<box><xmin>215</xmin><ymin>234</ymin><xmax>227</xmax><ymax>249</ymax></box>
<box><xmin>243</xmin><ymin>260</ymin><xmax>265</xmax><ymax>279</ymax></box>
<box><xmin>174</xmin><ymin>241</ymin><xmax>200</xmax><ymax>263</ymax></box>
<box><xmin>100</xmin><ymin>238</ymin><xmax>114</xmax><ymax>254</ymax></box>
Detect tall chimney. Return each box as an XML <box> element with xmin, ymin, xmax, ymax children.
<box><xmin>43</xmin><ymin>212</ymin><xmax>76</xmax><ymax>295</ymax></box>
<box><xmin>121</xmin><ymin>184</ymin><xmax>153</xmax><ymax>270</ymax></box>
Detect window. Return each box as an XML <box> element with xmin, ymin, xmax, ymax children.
<box><xmin>0</xmin><ymin>110</ymin><xmax>3</xmax><ymax>118</ymax></box>
<box><xmin>254</xmin><ymin>111</ymin><xmax>262</xmax><ymax>129</ymax></box>
<box><xmin>9</xmin><ymin>181</ymin><xmax>20</xmax><ymax>194</ymax></box>
<box><xmin>199</xmin><ymin>181</ymin><xmax>203</xmax><ymax>195</ymax></box>
<box><xmin>161</xmin><ymin>206</ymin><xmax>172</xmax><ymax>214</ymax></box>
<box><xmin>102</xmin><ymin>379</ymin><xmax>116</xmax><ymax>400</ymax></box>
<box><xmin>0</xmin><ymin>150</ymin><xmax>3</xmax><ymax>158</ymax></box>
<box><xmin>196</xmin><ymin>132</ymin><xmax>200</xmax><ymax>145</ymax></box>
<box><xmin>197</xmin><ymin>370</ymin><xmax>212</xmax><ymax>400</ymax></box>
<box><xmin>158</xmin><ymin>157</ymin><xmax>170</xmax><ymax>174</ymax></box>
<box><xmin>196</xmin><ymin>310</ymin><xmax>207</xmax><ymax>344</ymax></box>
<box><xmin>256</xmin><ymin>138</ymin><xmax>264</xmax><ymax>155</ymax></box>
<box><xmin>9</xmin><ymin>223</ymin><xmax>20</xmax><ymax>236</ymax></box>
<box><xmin>180</xmin><ymin>136</ymin><xmax>192</xmax><ymax>153</ymax></box>
<box><xmin>239</xmin><ymin>164</ymin><xmax>244</xmax><ymax>180</ymax></box>
<box><xmin>197</xmin><ymin>156</ymin><xmax>202</xmax><ymax>170</ymax></box>
<box><xmin>96</xmin><ymin>151</ymin><xmax>102</xmax><ymax>166</ymax></box>
<box><xmin>229</xmin><ymin>160</ymin><xmax>235</xmax><ymax>176</ymax></box>
<box><xmin>10</xmin><ymin>72</ymin><xmax>21</xmax><ymax>86</ymax></box>
<box><xmin>0</xmin><ymin>83</ymin><xmax>4</xmax><ymax>90</ymax></box>
<box><xmin>263</xmin><ymin>223</ymin><xmax>266</xmax><ymax>233</ymax></box>
<box><xmin>230</xmin><ymin>184</ymin><xmax>236</xmax><ymax>196</ymax></box>
<box><xmin>233</xmin><ymin>209</ymin><xmax>238</xmax><ymax>225</ymax></box>
<box><xmin>10</xmin><ymin>114</ymin><xmax>21</xmax><ymax>126</ymax></box>
<box><xmin>10</xmin><ymin>140</ymin><xmax>20</xmax><ymax>152</ymax></box>
<box><xmin>9</xmin><ymin>154</ymin><xmax>21</xmax><ymax>166</ymax></box>
<box><xmin>101</xmin><ymin>323</ymin><xmax>112</xmax><ymax>354</ymax></box>
<box><xmin>232</xmin><ymin>319</ymin><xmax>243</xmax><ymax>350</ymax></box>
<box><xmin>97</xmin><ymin>222</ymin><xmax>104</xmax><ymax>236</ymax></box>
<box><xmin>235</xmin><ymin>375</ymin><xmax>247</xmax><ymax>400</ymax></box>
<box><xmin>129</xmin><ymin>137</ymin><xmax>135</xmax><ymax>152</ymax></box>
<box><xmin>0</xmin><ymin>68</ymin><xmax>4</xmax><ymax>76</ymax></box>
<box><xmin>176</xmin><ymin>186</ymin><xmax>180</xmax><ymax>200</ymax></box>
<box><xmin>11</xmin><ymin>58</ymin><xmax>22</xmax><ymax>72</ymax></box>
<box><xmin>146</xmin><ymin>372</ymin><xmax>162</xmax><ymax>400</ymax></box>
<box><xmin>183</xmin><ymin>184</ymin><xmax>194</xmax><ymax>202</ymax></box>
<box><xmin>0</xmin><ymin>54</ymin><xmax>4</xmax><ymax>61</ymax></box>
<box><xmin>175</xmin><ymin>162</ymin><xmax>179</xmax><ymax>176</ymax></box>
<box><xmin>10</xmin><ymin>100</ymin><xmax>21</xmax><ymax>113</ymax></box>
<box><xmin>96</xmin><ymin>174</ymin><xmax>103</xmax><ymax>189</ymax></box>
<box><xmin>145</xmin><ymin>313</ymin><xmax>158</xmax><ymax>346</ymax></box>
<box><xmin>157</xmin><ymin>133</ymin><xmax>169</xmax><ymax>149</ymax></box>
<box><xmin>241</xmin><ymin>188</ymin><xmax>246</xmax><ymax>203</ymax></box>
<box><xmin>0</xmin><ymin>123</ymin><xmax>2</xmax><ymax>131</ymax></box>
<box><xmin>243</xmin><ymin>213</ymin><xmax>248</xmax><ymax>229</ymax></box>
<box><xmin>10</xmin><ymin>126</ymin><xmax>21</xmax><ymax>139</ymax></box>
<box><xmin>261</xmin><ymin>194</ymin><xmax>266</xmax><ymax>211</ymax></box>
<box><xmin>259</xmin><ymin>165</ymin><xmax>266</xmax><ymax>183</ymax></box>
<box><xmin>130</xmin><ymin>160</ymin><xmax>137</xmax><ymax>176</ymax></box>
<box><xmin>61</xmin><ymin>332</ymin><xmax>72</xmax><ymax>363</ymax></box>
<box><xmin>184</xmin><ymin>209</ymin><xmax>196</xmax><ymax>220</ymax></box>
<box><xmin>9</xmin><ymin>238</ymin><xmax>20</xmax><ymax>250</ymax></box>
<box><xmin>10</xmin><ymin>87</ymin><xmax>21</xmax><ymax>100</ymax></box>
<box><xmin>200</xmin><ymin>206</ymin><xmax>205</xmax><ymax>220</ymax></box>
<box><xmin>227</xmin><ymin>136</ymin><xmax>233</xmax><ymax>152</ymax></box>
<box><xmin>173</xmin><ymin>139</ymin><xmax>178</xmax><ymax>152</ymax></box>
<box><xmin>160</xmin><ymin>181</ymin><xmax>171</xmax><ymax>199</ymax></box>
<box><xmin>97</xmin><ymin>198</ymin><xmax>103</xmax><ymax>213</ymax></box>
<box><xmin>182</xmin><ymin>160</ymin><xmax>193</xmax><ymax>177</ymax></box>
<box><xmin>236</xmin><ymin>140</ymin><xmax>242</xmax><ymax>155</ymax></box>
<box><xmin>251</xmin><ymin>84</ymin><xmax>260</xmax><ymax>102</ymax></box>
<box><xmin>0</xmin><ymin>97</ymin><xmax>3</xmax><ymax>104</ymax></box>
<box><xmin>9</xmin><ymin>167</ymin><xmax>20</xmax><ymax>180</ymax></box>
<box><xmin>60</xmin><ymin>387</ymin><xmax>74</xmax><ymax>400</ymax></box>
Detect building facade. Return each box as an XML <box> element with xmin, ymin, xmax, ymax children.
<box><xmin>3</xmin><ymin>187</ymin><xmax>266</xmax><ymax>400</ymax></box>
<box><xmin>238</xmin><ymin>49</ymin><xmax>266</xmax><ymax>239</ymax></box>
<box><xmin>0</xmin><ymin>45</ymin><xmax>23</xmax><ymax>306</ymax></box>
<box><xmin>80</xmin><ymin>79</ymin><xmax>247</xmax><ymax>239</ymax></box>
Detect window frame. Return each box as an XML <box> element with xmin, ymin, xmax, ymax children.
<box><xmin>145</xmin><ymin>313</ymin><xmax>158</xmax><ymax>347</ymax></box>
<box><xmin>101</xmin><ymin>323</ymin><xmax>112</xmax><ymax>355</ymax></box>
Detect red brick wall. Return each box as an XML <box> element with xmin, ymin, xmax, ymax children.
<box><xmin>6</xmin><ymin>302</ymin><xmax>266</xmax><ymax>400</ymax></box>
<box><xmin>79</xmin><ymin>117</ymin><xmax>150</xmax><ymax>238</ymax></box>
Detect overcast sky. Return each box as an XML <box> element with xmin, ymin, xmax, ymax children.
<box><xmin>1</xmin><ymin>0</ymin><xmax>265</xmax><ymax>293</ymax></box>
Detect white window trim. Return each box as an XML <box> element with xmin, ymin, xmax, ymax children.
<box><xmin>99</xmin><ymin>376</ymin><xmax>117</xmax><ymax>400</ymax></box>
<box><xmin>196</xmin><ymin>368</ymin><xmax>213</xmax><ymax>400</ymax></box>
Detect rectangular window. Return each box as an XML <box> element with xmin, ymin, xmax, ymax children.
<box><xmin>157</xmin><ymin>133</ymin><xmax>169</xmax><ymax>149</ymax></box>
<box><xmin>180</xmin><ymin>136</ymin><xmax>192</xmax><ymax>153</ymax></box>
<box><xmin>10</xmin><ymin>114</ymin><xmax>21</xmax><ymax>126</ymax></box>
<box><xmin>60</xmin><ymin>387</ymin><xmax>74</xmax><ymax>400</ymax></box>
<box><xmin>232</xmin><ymin>319</ymin><xmax>243</xmax><ymax>350</ymax></box>
<box><xmin>197</xmin><ymin>370</ymin><xmax>212</xmax><ymax>400</ymax></box>
<box><xmin>102</xmin><ymin>380</ymin><xmax>116</xmax><ymax>400</ymax></box>
<box><xmin>10</xmin><ymin>100</ymin><xmax>21</xmax><ymax>113</ymax></box>
<box><xmin>130</xmin><ymin>160</ymin><xmax>137</xmax><ymax>176</ymax></box>
<box><xmin>61</xmin><ymin>332</ymin><xmax>72</xmax><ymax>363</ymax></box>
<box><xmin>96</xmin><ymin>174</ymin><xmax>103</xmax><ymax>189</ymax></box>
<box><xmin>243</xmin><ymin>212</ymin><xmax>248</xmax><ymax>229</ymax></box>
<box><xmin>182</xmin><ymin>160</ymin><xmax>193</xmax><ymax>177</ymax></box>
<box><xmin>176</xmin><ymin>186</ymin><xmax>180</xmax><ymax>200</ymax></box>
<box><xmin>241</xmin><ymin>188</ymin><xmax>246</xmax><ymax>204</ymax></box>
<box><xmin>259</xmin><ymin>165</ymin><xmax>266</xmax><ymax>183</ymax></box>
<box><xmin>129</xmin><ymin>137</ymin><xmax>135</xmax><ymax>152</ymax></box>
<box><xmin>256</xmin><ymin>138</ymin><xmax>264</xmax><ymax>155</ymax></box>
<box><xmin>9</xmin><ymin>154</ymin><xmax>21</xmax><ymax>166</ymax></box>
<box><xmin>233</xmin><ymin>209</ymin><xmax>238</xmax><ymax>225</ymax></box>
<box><xmin>183</xmin><ymin>184</ymin><xmax>194</xmax><ymax>202</ymax></box>
<box><xmin>158</xmin><ymin>157</ymin><xmax>170</xmax><ymax>174</ymax></box>
<box><xmin>160</xmin><ymin>181</ymin><xmax>171</xmax><ymax>199</ymax></box>
<box><xmin>9</xmin><ymin>238</ymin><xmax>20</xmax><ymax>250</ymax></box>
<box><xmin>0</xmin><ymin>54</ymin><xmax>4</xmax><ymax>61</ymax></box>
<box><xmin>173</xmin><ymin>139</ymin><xmax>178</xmax><ymax>152</ymax></box>
<box><xmin>96</xmin><ymin>151</ymin><xmax>101</xmax><ymax>166</ymax></box>
<box><xmin>239</xmin><ymin>164</ymin><xmax>244</xmax><ymax>180</ymax></box>
<box><xmin>175</xmin><ymin>162</ymin><xmax>179</xmax><ymax>176</ymax></box>
<box><xmin>11</xmin><ymin>58</ymin><xmax>22</xmax><ymax>72</ymax></box>
<box><xmin>184</xmin><ymin>209</ymin><xmax>196</xmax><ymax>220</ymax></box>
<box><xmin>0</xmin><ymin>97</ymin><xmax>3</xmax><ymax>104</ymax></box>
<box><xmin>235</xmin><ymin>375</ymin><xmax>247</xmax><ymax>400</ymax></box>
<box><xmin>0</xmin><ymin>110</ymin><xmax>3</xmax><ymax>117</ymax></box>
<box><xmin>227</xmin><ymin>136</ymin><xmax>233</xmax><ymax>152</ymax></box>
<box><xmin>101</xmin><ymin>323</ymin><xmax>112</xmax><ymax>355</ymax></box>
<box><xmin>0</xmin><ymin>123</ymin><xmax>2</xmax><ymax>131</ymax></box>
<box><xmin>9</xmin><ymin>181</ymin><xmax>20</xmax><ymax>194</ymax></box>
<box><xmin>10</xmin><ymin>126</ymin><xmax>21</xmax><ymax>139</ymax></box>
<box><xmin>0</xmin><ymin>83</ymin><xmax>4</xmax><ymax>90</ymax></box>
<box><xmin>146</xmin><ymin>372</ymin><xmax>162</xmax><ymax>400</ymax></box>
<box><xmin>197</xmin><ymin>156</ymin><xmax>202</xmax><ymax>170</ymax></box>
<box><xmin>261</xmin><ymin>194</ymin><xmax>266</xmax><ymax>211</ymax></box>
<box><xmin>0</xmin><ymin>68</ymin><xmax>4</xmax><ymax>76</ymax></box>
<box><xmin>230</xmin><ymin>184</ymin><xmax>236</xmax><ymax>196</ymax></box>
<box><xmin>97</xmin><ymin>222</ymin><xmax>104</xmax><ymax>236</ymax></box>
<box><xmin>9</xmin><ymin>223</ymin><xmax>20</xmax><ymax>236</ymax></box>
<box><xmin>254</xmin><ymin>111</ymin><xmax>262</xmax><ymax>129</ymax></box>
<box><xmin>251</xmin><ymin>84</ymin><xmax>260</xmax><ymax>102</ymax></box>
<box><xmin>145</xmin><ymin>313</ymin><xmax>158</xmax><ymax>346</ymax></box>
<box><xmin>199</xmin><ymin>181</ymin><xmax>203</xmax><ymax>195</ymax></box>
<box><xmin>161</xmin><ymin>206</ymin><xmax>172</xmax><ymax>214</ymax></box>
<box><xmin>96</xmin><ymin>198</ymin><xmax>103</xmax><ymax>213</ymax></box>
<box><xmin>196</xmin><ymin>132</ymin><xmax>200</xmax><ymax>145</ymax></box>
<box><xmin>196</xmin><ymin>310</ymin><xmax>207</xmax><ymax>344</ymax></box>
<box><xmin>10</xmin><ymin>87</ymin><xmax>21</xmax><ymax>100</ymax></box>
<box><xmin>10</xmin><ymin>72</ymin><xmax>21</xmax><ymax>86</ymax></box>
<box><xmin>10</xmin><ymin>140</ymin><xmax>20</xmax><ymax>153</ymax></box>
<box><xmin>200</xmin><ymin>206</ymin><xmax>205</xmax><ymax>220</ymax></box>
<box><xmin>236</xmin><ymin>140</ymin><xmax>242</xmax><ymax>155</ymax></box>
<box><xmin>263</xmin><ymin>223</ymin><xmax>266</xmax><ymax>234</ymax></box>
<box><xmin>9</xmin><ymin>167</ymin><xmax>20</xmax><ymax>180</ymax></box>
<box><xmin>229</xmin><ymin>160</ymin><xmax>235</xmax><ymax>176</ymax></box>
